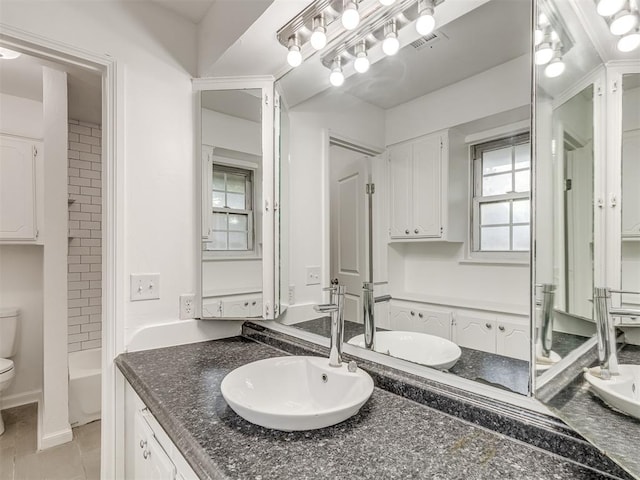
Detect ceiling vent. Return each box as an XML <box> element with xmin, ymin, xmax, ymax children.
<box><xmin>410</xmin><ymin>31</ymin><xmax>448</xmax><ymax>51</ymax></box>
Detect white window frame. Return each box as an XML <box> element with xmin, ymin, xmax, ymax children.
<box><xmin>470</xmin><ymin>132</ymin><xmax>531</xmax><ymax>261</ymax></box>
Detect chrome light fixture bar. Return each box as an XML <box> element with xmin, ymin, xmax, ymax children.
<box><xmin>536</xmin><ymin>0</ymin><xmax>575</xmax><ymax>77</ymax></box>
<box><xmin>595</xmin><ymin>0</ymin><xmax>640</xmax><ymax>52</ymax></box>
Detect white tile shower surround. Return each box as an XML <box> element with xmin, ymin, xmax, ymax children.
<box><xmin>67</xmin><ymin>120</ymin><xmax>102</xmax><ymax>353</ymax></box>
<box><xmin>0</xmin><ymin>403</ymin><xmax>101</xmax><ymax>480</ymax></box>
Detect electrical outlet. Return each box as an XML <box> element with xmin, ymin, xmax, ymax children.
<box><xmin>130</xmin><ymin>274</ymin><xmax>160</xmax><ymax>301</ymax></box>
<box><xmin>288</xmin><ymin>285</ymin><xmax>295</xmax><ymax>305</ymax></box>
<box><xmin>180</xmin><ymin>294</ymin><xmax>195</xmax><ymax>320</ymax></box>
<box><xmin>305</xmin><ymin>266</ymin><xmax>321</xmax><ymax>286</ymax></box>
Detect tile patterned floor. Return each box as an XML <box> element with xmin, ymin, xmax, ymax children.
<box><xmin>0</xmin><ymin>403</ymin><xmax>100</xmax><ymax>480</ymax></box>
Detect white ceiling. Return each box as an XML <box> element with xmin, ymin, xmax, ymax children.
<box><xmin>146</xmin><ymin>0</ymin><xmax>216</xmax><ymax>23</ymax></box>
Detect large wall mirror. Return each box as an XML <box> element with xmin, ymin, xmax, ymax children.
<box><xmin>195</xmin><ymin>79</ymin><xmax>278</xmax><ymax>319</ymax></box>
<box><xmin>532</xmin><ymin>0</ymin><xmax>640</xmax><ymax>477</ymax></box>
<box><xmin>275</xmin><ymin>0</ymin><xmax>533</xmax><ymax>398</ymax></box>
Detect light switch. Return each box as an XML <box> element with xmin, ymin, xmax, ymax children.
<box><xmin>130</xmin><ymin>273</ymin><xmax>160</xmax><ymax>301</ymax></box>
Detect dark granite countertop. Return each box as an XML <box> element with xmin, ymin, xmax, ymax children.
<box><xmin>116</xmin><ymin>336</ymin><xmax>620</xmax><ymax>480</ymax></box>
<box><xmin>546</xmin><ymin>344</ymin><xmax>640</xmax><ymax>479</ymax></box>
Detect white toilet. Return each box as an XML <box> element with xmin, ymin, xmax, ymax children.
<box><xmin>0</xmin><ymin>307</ymin><xmax>19</xmax><ymax>435</ymax></box>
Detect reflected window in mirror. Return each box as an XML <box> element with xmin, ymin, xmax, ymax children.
<box><xmin>472</xmin><ymin>133</ymin><xmax>531</xmax><ymax>256</ymax></box>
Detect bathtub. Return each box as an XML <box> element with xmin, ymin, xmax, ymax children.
<box><xmin>68</xmin><ymin>348</ymin><xmax>101</xmax><ymax>426</ymax></box>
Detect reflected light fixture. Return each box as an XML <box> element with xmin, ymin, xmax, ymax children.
<box><xmin>534</xmin><ymin>28</ymin><xmax>544</xmax><ymax>46</ymax></box>
<box><xmin>617</xmin><ymin>28</ymin><xmax>640</xmax><ymax>51</ymax></box>
<box><xmin>310</xmin><ymin>15</ymin><xmax>327</xmax><ymax>50</ymax></box>
<box><xmin>382</xmin><ymin>19</ymin><xmax>400</xmax><ymax>56</ymax></box>
<box><xmin>596</xmin><ymin>0</ymin><xmax>626</xmax><ymax>16</ymax></box>
<box><xmin>534</xmin><ymin>42</ymin><xmax>554</xmax><ymax>65</ymax></box>
<box><xmin>609</xmin><ymin>10</ymin><xmax>638</xmax><ymax>35</ymax></box>
<box><xmin>342</xmin><ymin>1</ymin><xmax>360</xmax><ymax>30</ymax></box>
<box><xmin>286</xmin><ymin>35</ymin><xmax>302</xmax><ymax>67</ymax></box>
<box><xmin>544</xmin><ymin>54</ymin><xmax>565</xmax><ymax>78</ymax></box>
<box><xmin>0</xmin><ymin>47</ymin><xmax>21</xmax><ymax>60</ymax></box>
<box><xmin>416</xmin><ymin>0</ymin><xmax>436</xmax><ymax>36</ymax></box>
<box><xmin>379</xmin><ymin>0</ymin><xmax>395</xmax><ymax>5</ymax></box>
<box><xmin>329</xmin><ymin>58</ymin><xmax>345</xmax><ymax>86</ymax></box>
<box><xmin>353</xmin><ymin>41</ymin><xmax>370</xmax><ymax>73</ymax></box>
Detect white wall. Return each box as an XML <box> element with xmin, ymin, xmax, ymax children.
<box><xmin>0</xmin><ymin>246</ymin><xmax>43</xmax><ymax>407</ymax></box>
<box><xmin>0</xmin><ymin>1</ymin><xmax>244</xmax><ymax>346</ymax></box>
<box><xmin>202</xmin><ymin>109</ymin><xmax>261</xmax><ymax>155</ymax></box>
<box><xmin>287</xmin><ymin>90</ymin><xmax>386</xmax><ymax>307</ymax></box>
<box><xmin>0</xmin><ymin>93</ymin><xmax>43</xmax><ymax>139</ymax></box>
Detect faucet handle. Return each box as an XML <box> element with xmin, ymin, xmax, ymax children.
<box><xmin>323</xmin><ymin>286</ymin><xmax>338</xmax><ymax>292</ymax></box>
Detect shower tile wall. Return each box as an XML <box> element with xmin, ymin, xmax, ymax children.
<box><xmin>67</xmin><ymin>120</ymin><xmax>102</xmax><ymax>353</ymax></box>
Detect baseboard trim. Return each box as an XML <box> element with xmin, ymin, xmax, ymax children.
<box><xmin>1</xmin><ymin>389</ymin><xmax>42</xmax><ymax>410</ymax></box>
<box><xmin>40</xmin><ymin>426</ymin><xmax>73</xmax><ymax>450</ymax></box>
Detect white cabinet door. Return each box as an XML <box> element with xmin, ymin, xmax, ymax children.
<box><xmin>495</xmin><ymin>318</ymin><xmax>530</xmax><ymax>361</ymax></box>
<box><xmin>622</xmin><ymin>130</ymin><xmax>640</xmax><ymax>237</ymax></box>
<box><xmin>134</xmin><ymin>411</ymin><xmax>175</xmax><ymax>480</ymax></box>
<box><xmin>415</xmin><ymin>307</ymin><xmax>451</xmax><ymax>339</ymax></box>
<box><xmin>223</xmin><ymin>299</ymin><xmax>251</xmax><ymax>317</ymax></box>
<box><xmin>412</xmin><ymin>134</ymin><xmax>442</xmax><ymax>237</ymax></box>
<box><xmin>453</xmin><ymin>313</ymin><xmax>496</xmax><ymax>353</ymax></box>
<box><xmin>389</xmin><ymin>143</ymin><xmax>413</xmax><ymax>238</ymax></box>
<box><xmin>0</xmin><ymin>136</ymin><xmax>37</xmax><ymax>240</ymax></box>
<box><xmin>389</xmin><ymin>305</ymin><xmax>415</xmax><ymax>331</ymax></box>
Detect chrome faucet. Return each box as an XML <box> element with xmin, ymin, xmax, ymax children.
<box><xmin>593</xmin><ymin>287</ymin><xmax>640</xmax><ymax>380</ymax></box>
<box><xmin>314</xmin><ymin>284</ymin><xmax>346</xmax><ymax>367</ymax></box>
<box><xmin>362</xmin><ymin>282</ymin><xmax>391</xmax><ymax>350</ymax></box>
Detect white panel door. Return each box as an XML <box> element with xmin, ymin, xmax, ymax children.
<box><xmin>0</xmin><ymin>136</ymin><xmax>36</xmax><ymax>240</ymax></box>
<box><xmin>330</xmin><ymin>147</ymin><xmax>368</xmax><ymax>323</ymax></box>
<box><xmin>496</xmin><ymin>319</ymin><xmax>530</xmax><ymax>361</ymax></box>
<box><xmin>453</xmin><ymin>313</ymin><xmax>496</xmax><ymax>353</ymax></box>
<box><xmin>412</xmin><ymin>133</ymin><xmax>442</xmax><ymax>237</ymax></box>
<box><xmin>388</xmin><ymin>143</ymin><xmax>413</xmax><ymax>238</ymax></box>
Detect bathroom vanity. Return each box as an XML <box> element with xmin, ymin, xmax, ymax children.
<box><xmin>116</xmin><ymin>328</ymin><xmax>632</xmax><ymax>480</ymax></box>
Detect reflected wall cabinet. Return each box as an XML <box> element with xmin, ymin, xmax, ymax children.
<box><xmin>388</xmin><ymin>130</ymin><xmax>466</xmax><ymax>242</ymax></box>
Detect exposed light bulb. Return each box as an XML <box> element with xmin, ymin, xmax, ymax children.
<box><xmin>550</xmin><ymin>30</ymin><xmax>559</xmax><ymax>42</ymax></box>
<box><xmin>342</xmin><ymin>1</ymin><xmax>360</xmax><ymax>30</ymax></box>
<box><xmin>310</xmin><ymin>15</ymin><xmax>327</xmax><ymax>50</ymax></box>
<box><xmin>379</xmin><ymin>0</ymin><xmax>395</xmax><ymax>5</ymax></box>
<box><xmin>534</xmin><ymin>29</ymin><xmax>544</xmax><ymax>46</ymax></box>
<box><xmin>286</xmin><ymin>36</ymin><xmax>302</xmax><ymax>67</ymax></box>
<box><xmin>617</xmin><ymin>30</ymin><xmax>640</xmax><ymax>51</ymax></box>
<box><xmin>310</xmin><ymin>30</ymin><xmax>327</xmax><ymax>50</ymax></box>
<box><xmin>538</xmin><ymin>12</ymin><xmax>549</xmax><ymax>26</ymax></box>
<box><xmin>610</xmin><ymin>10</ymin><xmax>638</xmax><ymax>35</ymax></box>
<box><xmin>596</xmin><ymin>0</ymin><xmax>626</xmax><ymax>16</ymax></box>
<box><xmin>544</xmin><ymin>56</ymin><xmax>565</xmax><ymax>78</ymax></box>
<box><xmin>416</xmin><ymin>8</ymin><xmax>436</xmax><ymax>36</ymax></box>
<box><xmin>534</xmin><ymin>42</ymin><xmax>554</xmax><ymax>65</ymax></box>
<box><xmin>354</xmin><ymin>52</ymin><xmax>370</xmax><ymax>73</ymax></box>
<box><xmin>383</xmin><ymin>36</ymin><xmax>400</xmax><ymax>55</ymax></box>
<box><xmin>330</xmin><ymin>71</ymin><xmax>345</xmax><ymax>87</ymax></box>
<box><xmin>0</xmin><ymin>47</ymin><xmax>21</xmax><ymax>60</ymax></box>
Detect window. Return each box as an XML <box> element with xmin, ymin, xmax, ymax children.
<box><xmin>206</xmin><ymin>164</ymin><xmax>254</xmax><ymax>252</ymax></box>
<box><xmin>472</xmin><ymin>133</ymin><xmax>530</xmax><ymax>253</ymax></box>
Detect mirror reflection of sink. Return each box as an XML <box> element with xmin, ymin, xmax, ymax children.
<box><xmin>220</xmin><ymin>356</ymin><xmax>374</xmax><ymax>431</ymax></box>
<box><xmin>535</xmin><ymin>351</ymin><xmax>562</xmax><ymax>372</ymax></box>
<box><xmin>584</xmin><ymin>365</ymin><xmax>640</xmax><ymax>421</ymax></box>
<box><xmin>348</xmin><ymin>331</ymin><xmax>462</xmax><ymax>370</ymax></box>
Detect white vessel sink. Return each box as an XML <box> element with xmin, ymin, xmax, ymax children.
<box><xmin>584</xmin><ymin>364</ymin><xmax>640</xmax><ymax>420</ymax></box>
<box><xmin>220</xmin><ymin>356</ymin><xmax>374</xmax><ymax>431</ymax></box>
<box><xmin>348</xmin><ymin>331</ymin><xmax>462</xmax><ymax>370</ymax></box>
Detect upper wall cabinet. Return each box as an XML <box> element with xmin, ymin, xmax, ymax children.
<box><xmin>0</xmin><ymin>134</ymin><xmax>42</xmax><ymax>243</ymax></box>
<box><xmin>194</xmin><ymin>77</ymin><xmax>278</xmax><ymax>320</ymax></box>
<box><xmin>388</xmin><ymin>130</ymin><xmax>466</xmax><ymax>242</ymax></box>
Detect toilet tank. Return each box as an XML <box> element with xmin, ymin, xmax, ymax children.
<box><xmin>0</xmin><ymin>308</ymin><xmax>19</xmax><ymax>358</ymax></box>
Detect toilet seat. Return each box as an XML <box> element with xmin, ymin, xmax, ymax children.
<box><xmin>0</xmin><ymin>358</ymin><xmax>14</xmax><ymax>375</ymax></box>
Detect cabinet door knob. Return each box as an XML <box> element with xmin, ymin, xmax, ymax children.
<box><xmin>139</xmin><ymin>439</ymin><xmax>147</xmax><ymax>449</ymax></box>
<box><xmin>414</xmin><ymin>229</ymin><xmax>419</xmax><ymax>234</ymax></box>
<box><xmin>244</xmin><ymin>302</ymin><xmax>249</xmax><ymax>307</ymax></box>
<box><xmin>143</xmin><ymin>450</ymin><xmax>150</xmax><ymax>460</ymax></box>
<box><xmin>410</xmin><ymin>311</ymin><xmax>415</xmax><ymax>316</ymax></box>
<box><xmin>405</xmin><ymin>229</ymin><xmax>410</xmax><ymax>235</ymax></box>
<box><xmin>418</xmin><ymin>313</ymin><xmax>423</xmax><ymax>319</ymax></box>
<box><xmin>485</xmin><ymin>322</ymin><xmax>492</xmax><ymax>329</ymax></box>
<box><xmin>498</xmin><ymin>325</ymin><xmax>505</xmax><ymax>332</ymax></box>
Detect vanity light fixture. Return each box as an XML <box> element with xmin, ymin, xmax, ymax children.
<box><xmin>544</xmin><ymin>54</ymin><xmax>565</xmax><ymax>77</ymax></box>
<box><xmin>286</xmin><ymin>35</ymin><xmax>302</xmax><ymax>67</ymax></box>
<box><xmin>310</xmin><ymin>15</ymin><xmax>328</xmax><ymax>50</ymax></box>
<box><xmin>353</xmin><ymin>41</ymin><xmax>370</xmax><ymax>73</ymax></box>
<box><xmin>0</xmin><ymin>47</ymin><xmax>21</xmax><ymax>60</ymax></box>
<box><xmin>329</xmin><ymin>58</ymin><xmax>345</xmax><ymax>86</ymax></box>
<box><xmin>534</xmin><ymin>28</ymin><xmax>545</xmax><ymax>45</ymax></box>
<box><xmin>617</xmin><ymin>28</ymin><xmax>640</xmax><ymax>50</ymax></box>
<box><xmin>609</xmin><ymin>9</ymin><xmax>639</xmax><ymax>35</ymax></box>
<box><xmin>534</xmin><ymin>41</ymin><xmax>554</xmax><ymax>65</ymax></box>
<box><xmin>382</xmin><ymin>19</ymin><xmax>400</xmax><ymax>56</ymax></box>
<box><xmin>342</xmin><ymin>1</ymin><xmax>361</xmax><ymax>30</ymax></box>
<box><xmin>416</xmin><ymin>0</ymin><xmax>436</xmax><ymax>35</ymax></box>
<box><xmin>379</xmin><ymin>0</ymin><xmax>396</xmax><ymax>5</ymax></box>
<box><xmin>596</xmin><ymin>0</ymin><xmax>626</xmax><ymax>16</ymax></box>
